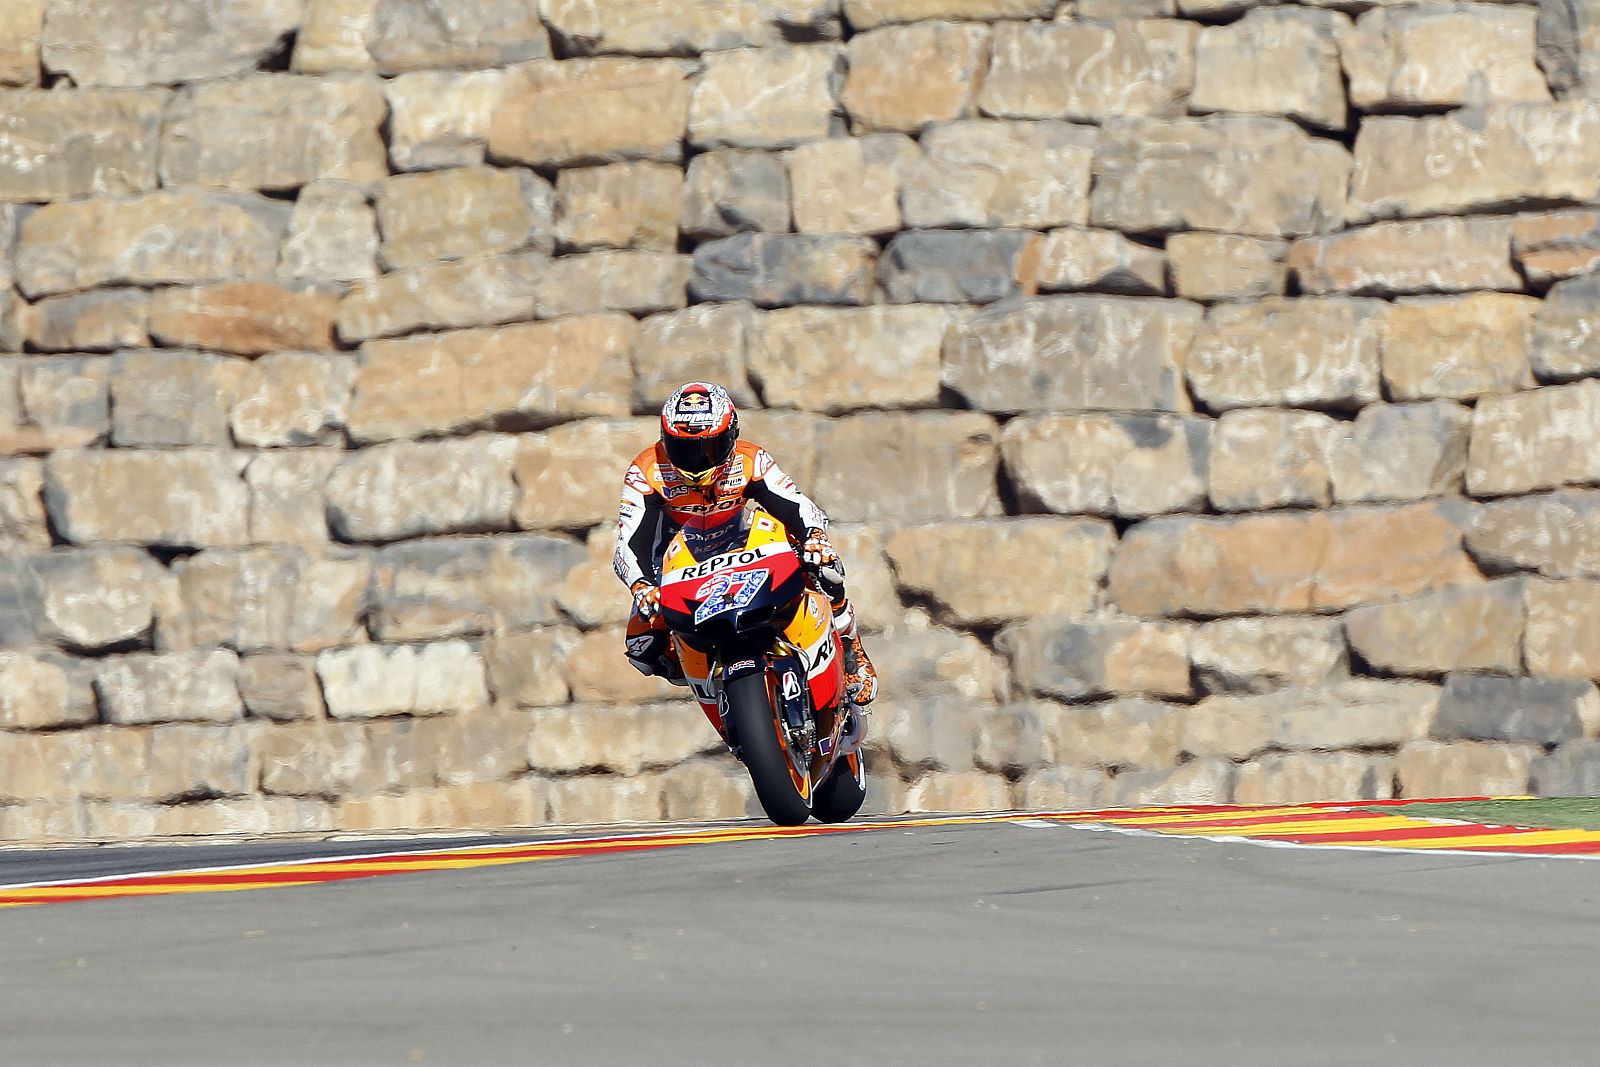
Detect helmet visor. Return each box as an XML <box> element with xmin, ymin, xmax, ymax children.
<box><xmin>664</xmin><ymin>428</ymin><xmax>734</xmax><ymax>483</ymax></box>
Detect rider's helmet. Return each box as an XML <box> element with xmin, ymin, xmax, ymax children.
<box><xmin>660</xmin><ymin>382</ymin><xmax>739</xmax><ymax>488</ymax></box>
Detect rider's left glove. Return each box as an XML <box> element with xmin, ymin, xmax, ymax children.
<box><xmin>801</xmin><ymin>528</ymin><xmax>838</xmax><ymax>569</ymax></box>
<box><xmin>631</xmin><ymin>579</ymin><xmax>661</xmax><ymax>619</ymax></box>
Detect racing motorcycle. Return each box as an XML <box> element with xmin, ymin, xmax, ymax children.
<box><xmin>657</xmin><ymin>507</ymin><xmax>867</xmax><ymax>826</ymax></box>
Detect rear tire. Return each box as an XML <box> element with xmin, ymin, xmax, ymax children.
<box><xmin>726</xmin><ymin>672</ymin><xmax>812</xmax><ymax>826</ymax></box>
<box><xmin>812</xmin><ymin>750</ymin><xmax>866</xmax><ymax>823</ymax></box>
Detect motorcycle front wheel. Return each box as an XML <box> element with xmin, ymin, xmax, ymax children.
<box><xmin>812</xmin><ymin>749</ymin><xmax>866</xmax><ymax>824</ymax></box>
<box><xmin>726</xmin><ymin>672</ymin><xmax>812</xmax><ymax>826</ymax></box>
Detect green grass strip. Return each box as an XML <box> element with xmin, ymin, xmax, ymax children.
<box><xmin>1379</xmin><ymin>798</ymin><xmax>1600</xmax><ymax>832</ymax></box>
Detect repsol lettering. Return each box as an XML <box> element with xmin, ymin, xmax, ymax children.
<box><xmin>680</xmin><ymin>547</ymin><xmax>767</xmax><ymax>581</ymax></box>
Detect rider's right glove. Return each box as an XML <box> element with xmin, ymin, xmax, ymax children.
<box><xmin>631</xmin><ymin>579</ymin><xmax>661</xmax><ymax>619</ymax></box>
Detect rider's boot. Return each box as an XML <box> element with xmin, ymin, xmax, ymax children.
<box><xmin>832</xmin><ymin>597</ymin><xmax>877</xmax><ymax>705</ymax></box>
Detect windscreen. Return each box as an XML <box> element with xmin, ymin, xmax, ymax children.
<box><xmin>679</xmin><ymin>507</ymin><xmax>751</xmax><ymax>559</ymax></box>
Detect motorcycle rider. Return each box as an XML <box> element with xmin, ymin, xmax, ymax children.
<box><xmin>614</xmin><ymin>381</ymin><xmax>878</xmax><ymax>706</ymax></box>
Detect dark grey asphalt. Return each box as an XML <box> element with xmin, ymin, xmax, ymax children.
<box><xmin>2</xmin><ymin>820</ymin><xmax>1598</xmax><ymax>1066</ymax></box>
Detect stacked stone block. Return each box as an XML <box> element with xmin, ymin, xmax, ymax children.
<box><xmin>1</xmin><ymin>0</ymin><xmax>1599</xmax><ymax>842</ymax></box>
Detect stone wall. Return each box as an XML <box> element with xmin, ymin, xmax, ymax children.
<box><xmin>1</xmin><ymin>0</ymin><xmax>1599</xmax><ymax>842</ymax></box>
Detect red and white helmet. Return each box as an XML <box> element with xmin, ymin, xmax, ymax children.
<box><xmin>660</xmin><ymin>382</ymin><xmax>739</xmax><ymax>487</ymax></box>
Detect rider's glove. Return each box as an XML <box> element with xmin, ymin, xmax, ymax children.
<box><xmin>801</xmin><ymin>528</ymin><xmax>838</xmax><ymax>569</ymax></box>
<box><xmin>631</xmin><ymin>580</ymin><xmax>661</xmax><ymax>619</ymax></box>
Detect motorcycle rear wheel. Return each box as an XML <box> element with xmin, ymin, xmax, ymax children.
<box><xmin>811</xmin><ymin>750</ymin><xmax>866</xmax><ymax>824</ymax></box>
<box><xmin>726</xmin><ymin>672</ymin><xmax>812</xmax><ymax>826</ymax></box>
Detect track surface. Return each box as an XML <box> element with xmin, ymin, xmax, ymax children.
<box><xmin>3</xmin><ymin>817</ymin><xmax>1599</xmax><ymax>1065</ymax></box>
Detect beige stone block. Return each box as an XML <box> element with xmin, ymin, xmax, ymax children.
<box><xmin>1112</xmin><ymin>502</ymin><xmax>1481</xmax><ymax>618</ymax></box>
<box><xmin>534</xmin><ymin>251</ymin><xmax>691</xmax><ymax>319</ymax></box>
<box><xmin>825</xmin><ymin>525</ymin><xmax>901</xmax><ymax>637</ymax></box>
<box><xmin>564</xmin><ymin>628</ymin><xmax>681</xmax><ymax>704</ymax></box>
<box><xmin>0</xmin><ymin>356</ymin><xmax>112</xmax><ymax>454</ymax></box>
<box><xmin>239</xmin><ymin>654</ymin><xmax>327</xmax><ymax>722</ymax></box>
<box><xmin>1289</xmin><ymin>218</ymin><xmax>1521</xmax><ymax>298</ymax></box>
<box><xmin>1468</xmin><ymin>491</ymin><xmax>1600</xmax><ymax>581</ymax></box>
<box><xmin>691</xmin><ymin>45</ymin><xmax>843</xmax><ymax>149</ymax></box>
<box><xmin>383</xmin><ymin>69</ymin><xmax>505</xmax><ymax>171</ymax></box>
<box><xmin>981</xmin><ymin>19</ymin><xmax>1195</xmax><ymax>122</ymax></box>
<box><xmin>811</xmin><ymin>411</ymin><xmax>1000</xmax><ymax>522</ymax></box>
<box><xmin>108</xmin><ymin>351</ymin><xmax>251</xmax><ymax>449</ymax></box>
<box><xmin>16</xmin><ymin>191</ymin><xmax>288</xmax><ymax>299</ymax></box>
<box><xmin>1525</xmin><ymin>579</ymin><xmax>1600</xmax><ymax>680</ymax></box>
<box><xmin>340</xmin><ymin>782</ymin><xmax>546</xmax><ymax>832</ymax></box>
<box><xmin>1381</xmin><ymin>293</ymin><xmax>1537</xmax><ymax>402</ymax></box>
<box><xmin>1003</xmin><ymin>619</ymin><xmax>1191</xmax><ymax>702</ymax></box>
<box><xmin>546</xmin><ymin>774</ymin><xmax>665</xmax><ymax>826</ymax></box>
<box><xmin>325</xmin><ymin>436</ymin><xmax>520</xmax><ymax>543</ymax></box>
<box><xmin>293</xmin><ymin>0</ymin><xmax>378</xmax><ymax>74</ymax></box>
<box><xmin>1533</xmin><ymin>274</ymin><xmax>1600</xmax><ymax>384</ymax></box>
<box><xmin>376</xmin><ymin>166</ymin><xmax>554</xmax><ymax>270</ymax></box>
<box><xmin>1344</xmin><ymin>5</ymin><xmax>1551</xmax><ymax>111</ymax></box>
<box><xmin>0</xmin><ymin>458</ymin><xmax>48</xmax><ymax>553</ymax></box>
<box><xmin>843</xmin><ymin>24</ymin><xmax>986</xmax><ymax>134</ymax></box>
<box><xmin>1513</xmin><ymin>210</ymin><xmax>1600</xmax><ymax>290</ymax></box>
<box><xmin>514</xmin><ymin>418</ymin><xmax>654</xmax><ymax>531</ymax></box>
<box><xmin>245</xmin><ymin>450</ymin><xmax>341</xmax><ymax>544</ymax></box>
<box><xmin>366</xmin><ymin>0</ymin><xmax>549</xmax><ymax>74</ymax></box>
<box><xmin>789</xmin><ymin>135</ymin><xmax>918</xmax><ymax>237</ymax></box>
<box><xmin>945</xmin><ymin>296</ymin><xmax>1200</xmax><ymax>413</ymax></box>
<box><xmin>1191</xmin><ymin>616</ymin><xmax>1348</xmax><ymax>695</ymax></box>
<box><xmin>335</xmin><ymin>254</ymin><xmax>542</xmax><ymax>343</ymax></box>
<box><xmin>36</xmin><ymin>547</ymin><xmax>168</xmax><ymax>652</ymax></box>
<box><xmin>99</xmin><ymin>796</ymin><xmax>337</xmax><ymax>838</ymax></box>
<box><xmin>348</xmin><ymin>316</ymin><xmax>633</xmax><ymax>444</ymax></box>
<box><xmin>160</xmin><ymin>75</ymin><xmax>388</xmax><ymax>192</ymax></box>
<box><xmin>972</xmin><ymin>703</ymin><xmax>1051</xmax><ymax>774</ymax></box>
<box><xmin>1207</xmin><ymin>408</ymin><xmax>1338</xmax><ymax>512</ymax></box>
<box><xmin>41</xmin><ymin>0</ymin><xmax>301</xmax><ymax>87</ymax></box>
<box><xmin>367</xmin><ymin>534</ymin><xmax>582</xmax><ymax>642</ymax></box>
<box><xmin>0</xmin><ymin>88</ymin><xmax>165</xmax><ymax>202</ymax></box>
<box><xmin>1191</xmin><ymin>8</ymin><xmax>1348</xmax><ymax>130</ymax></box>
<box><xmin>844</xmin><ymin>0</ymin><xmax>1051</xmax><ymax>28</ymax></box>
<box><xmin>556</xmin><ymin>162</ymin><xmax>683</xmax><ymax>252</ymax></box>
<box><xmin>902</xmin><ymin>120</ymin><xmax>1094</xmax><ymax>230</ymax></box>
<box><xmin>886</xmin><ymin>518</ymin><xmax>1116</xmax><ymax>626</ymax></box>
<box><xmin>1017</xmin><ymin>766</ymin><xmax>1114</xmax><ymax>811</ymax></box>
<box><xmin>1234</xmin><ymin>752</ymin><xmax>1396</xmax><ymax>805</ymax></box>
<box><xmin>1181</xmin><ymin>680</ymin><xmax>1440</xmax><ymax>760</ymax></box>
<box><xmin>904</xmin><ymin>770</ymin><xmax>1012</xmax><ymax>813</ymax></box>
<box><xmin>279</xmin><ymin>181</ymin><xmax>379</xmax><ymax>284</ymax></box>
<box><xmin>97</xmin><ymin>651</ymin><xmax>243</xmax><ymax>726</ymax></box>
<box><xmin>1396</xmin><ymin>740</ymin><xmax>1537</xmax><ymax>799</ymax></box>
<box><xmin>160</xmin><ymin>547</ymin><xmax>368</xmax><ymax>654</ymax></box>
<box><xmin>555</xmin><ymin>530</ymin><xmax>633</xmax><ymax>631</ymax></box>
<box><xmin>1349</xmin><ymin>101</ymin><xmax>1600</xmax><ymax>223</ymax></box>
<box><xmin>318</xmin><ymin>642</ymin><xmax>489</xmax><ymax>719</ymax></box>
<box><xmin>1109</xmin><ymin>759</ymin><xmax>1235</xmax><ymax>806</ymax></box>
<box><xmin>680</xmin><ymin>150</ymin><xmax>792</xmax><ymax>239</ymax></box>
<box><xmin>1188</xmin><ymin>297</ymin><xmax>1383</xmax><ymax>412</ymax></box>
<box><xmin>1345</xmin><ymin>580</ymin><xmax>1526</xmax><ymax>677</ymax></box>
<box><xmin>1167</xmin><ymin>233</ymin><xmax>1287</xmax><ymax>302</ymax></box>
<box><xmin>0</xmin><ymin>652</ymin><xmax>83</xmax><ymax>730</ymax></box>
<box><xmin>148</xmin><ymin>283</ymin><xmax>338</xmax><ymax>356</ymax></box>
<box><xmin>25</xmin><ymin>290</ymin><xmax>150</xmax><ymax>353</ymax></box>
<box><xmin>1035</xmin><ymin>698</ymin><xmax>1187</xmax><ymax>770</ymax></box>
<box><xmin>0</xmin><ymin>0</ymin><xmax>43</xmax><ymax>86</ymax></box>
<box><xmin>1329</xmin><ymin>401</ymin><xmax>1471</xmax><ymax>504</ymax></box>
<box><xmin>527</xmin><ymin>702</ymin><xmax>717</xmax><ymax>776</ymax></box>
<box><xmin>256</xmin><ymin>721</ymin><xmax>371</xmax><ymax>795</ymax></box>
<box><xmin>490</xmin><ymin>58</ymin><xmax>693</xmax><ymax>167</ymax></box>
<box><xmin>634</xmin><ymin>303</ymin><xmax>758</xmax><ymax>409</ymax></box>
<box><xmin>1466</xmin><ymin>379</ymin><xmax>1600</xmax><ymax>497</ymax></box>
<box><xmin>547</xmin><ymin>0</ymin><xmax>838</xmax><ymax>55</ymax></box>
<box><xmin>750</xmin><ymin>305</ymin><xmax>951</xmax><ymax>413</ymax></box>
<box><xmin>378</xmin><ymin>711</ymin><xmax>534</xmax><ymax>787</ymax></box>
<box><xmin>230</xmin><ymin>353</ymin><xmax>356</xmax><ymax>449</ymax></box>
<box><xmin>485</xmin><ymin>629</ymin><xmax>578</xmax><ymax>709</ymax></box>
<box><xmin>1034</xmin><ymin>229</ymin><xmax>1166</xmax><ymax>296</ymax></box>
<box><xmin>1093</xmin><ymin>117</ymin><xmax>1349</xmax><ymax>239</ymax></box>
<box><xmin>1003</xmin><ymin>414</ymin><xmax>1208</xmax><ymax>518</ymax></box>
<box><xmin>662</xmin><ymin>758</ymin><xmax>754</xmax><ymax>822</ymax></box>
<box><xmin>44</xmin><ymin>449</ymin><xmax>250</xmax><ymax>548</ymax></box>
<box><xmin>874</xmin><ymin>628</ymin><xmax>1010</xmax><ymax>704</ymax></box>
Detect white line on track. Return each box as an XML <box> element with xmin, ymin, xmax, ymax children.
<box><xmin>1069</xmin><ymin>822</ymin><xmax>1600</xmax><ymax>862</ymax></box>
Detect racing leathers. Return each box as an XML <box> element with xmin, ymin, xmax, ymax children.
<box><xmin>614</xmin><ymin>439</ymin><xmax>878</xmax><ymax>705</ymax></box>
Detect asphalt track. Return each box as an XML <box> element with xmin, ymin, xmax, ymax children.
<box><xmin>3</xmin><ymin>818</ymin><xmax>1599</xmax><ymax>1066</ymax></box>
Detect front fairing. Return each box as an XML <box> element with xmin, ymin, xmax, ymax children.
<box><xmin>659</xmin><ymin>509</ymin><xmax>806</xmax><ymax>641</ymax></box>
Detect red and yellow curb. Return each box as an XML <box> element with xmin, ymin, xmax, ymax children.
<box><xmin>0</xmin><ymin>800</ymin><xmax>1591</xmax><ymax>909</ymax></box>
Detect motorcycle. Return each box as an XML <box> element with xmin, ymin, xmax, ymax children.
<box><xmin>656</xmin><ymin>506</ymin><xmax>867</xmax><ymax>826</ymax></box>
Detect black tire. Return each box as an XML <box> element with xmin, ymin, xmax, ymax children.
<box><xmin>812</xmin><ymin>750</ymin><xmax>866</xmax><ymax>824</ymax></box>
<box><xmin>726</xmin><ymin>672</ymin><xmax>812</xmax><ymax>826</ymax></box>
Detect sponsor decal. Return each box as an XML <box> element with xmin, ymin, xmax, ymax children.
<box><xmin>676</xmin><ymin>392</ymin><xmax>712</xmax><ymax>413</ymax></box>
<box><xmin>663</xmin><ymin>541</ymin><xmax>786</xmax><ymax>584</ymax></box>
<box><xmin>781</xmin><ymin>671</ymin><xmax>801</xmax><ymax>701</ymax></box>
<box><xmin>727</xmin><ymin>659</ymin><xmax>757</xmax><ymax>672</ymax></box>
<box><xmin>693</xmin><ymin>569</ymin><xmax>767</xmax><ymax>625</ymax></box>
<box><xmin>625</xmin><ymin>635</ymin><xmax>657</xmax><ymax>657</ymax></box>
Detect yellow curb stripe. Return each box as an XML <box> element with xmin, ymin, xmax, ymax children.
<box><xmin>1360</xmin><ymin>828</ymin><xmax>1600</xmax><ymax>850</ymax></box>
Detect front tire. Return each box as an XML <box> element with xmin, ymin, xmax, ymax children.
<box><xmin>812</xmin><ymin>750</ymin><xmax>866</xmax><ymax>823</ymax></box>
<box><xmin>726</xmin><ymin>672</ymin><xmax>812</xmax><ymax>826</ymax></box>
